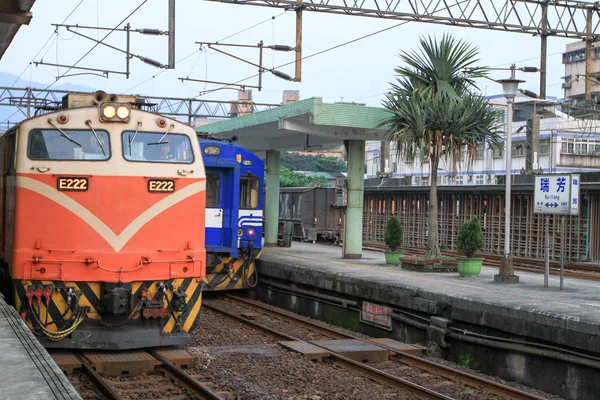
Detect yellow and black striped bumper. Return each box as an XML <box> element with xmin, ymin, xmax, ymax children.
<box><xmin>13</xmin><ymin>278</ymin><xmax>203</xmax><ymax>350</ymax></box>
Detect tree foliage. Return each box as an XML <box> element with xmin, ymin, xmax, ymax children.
<box><xmin>384</xmin><ymin>216</ymin><xmax>404</xmax><ymax>252</ymax></box>
<box><xmin>280</xmin><ymin>167</ymin><xmax>328</xmax><ymax>188</ymax></box>
<box><xmin>281</xmin><ymin>152</ymin><xmax>347</xmax><ymax>173</ymax></box>
<box><xmin>380</xmin><ymin>33</ymin><xmax>501</xmax><ymax>259</ymax></box>
<box><xmin>456</xmin><ymin>216</ymin><xmax>484</xmax><ymax>258</ymax></box>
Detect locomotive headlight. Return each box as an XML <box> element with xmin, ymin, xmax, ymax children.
<box><xmin>103</xmin><ymin>105</ymin><xmax>116</xmax><ymax>119</ymax></box>
<box><xmin>204</xmin><ymin>146</ymin><xmax>221</xmax><ymax>155</ymax></box>
<box><xmin>100</xmin><ymin>103</ymin><xmax>131</xmax><ymax>122</ymax></box>
<box><xmin>117</xmin><ymin>105</ymin><xmax>130</xmax><ymax>119</ymax></box>
<box><xmin>238</xmin><ymin>228</ymin><xmax>244</xmax><ymax>237</ymax></box>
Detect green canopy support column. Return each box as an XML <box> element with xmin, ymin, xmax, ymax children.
<box><xmin>264</xmin><ymin>149</ymin><xmax>281</xmax><ymax>247</ymax></box>
<box><xmin>343</xmin><ymin>140</ymin><xmax>365</xmax><ymax>259</ymax></box>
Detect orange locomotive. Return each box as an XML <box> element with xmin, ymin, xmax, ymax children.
<box><xmin>0</xmin><ymin>91</ymin><xmax>206</xmax><ymax>349</ymax></box>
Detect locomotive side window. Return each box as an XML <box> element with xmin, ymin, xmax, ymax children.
<box><xmin>240</xmin><ymin>176</ymin><xmax>259</xmax><ymax>209</ymax></box>
<box><xmin>122</xmin><ymin>131</ymin><xmax>194</xmax><ymax>163</ymax></box>
<box><xmin>28</xmin><ymin>129</ymin><xmax>110</xmax><ymax>161</ymax></box>
<box><xmin>206</xmin><ymin>173</ymin><xmax>220</xmax><ymax>207</ymax></box>
<box><xmin>3</xmin><ymin>133</ymin><xmax>15</xmax><ymax>172</ymax></box>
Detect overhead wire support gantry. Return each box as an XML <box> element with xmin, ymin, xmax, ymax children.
<box><xmin>207</xmin><ymin>0</ymin><xmax>600</xmax><ymax>39</ymax></box>
<box><xmin>206</xmin><ymin>0</ymin><xmax>600</xmax><ymax>101</ymax></box>
<box><xmin>0</xmin><ymin>86</ymin><xmax>281</xmax><ymax>122</ymax></box>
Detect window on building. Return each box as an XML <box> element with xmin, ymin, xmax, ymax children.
<box><xmin>540</xmin><ymin>141</ymin><xmax>549</xmax><ymax>155</ymax></box>
<box><xmin>475</xmin><ymin>175</ymin><xmax>484</xmax><ymax>185</ymax></box>
<box><xmin>392</xmin><ymin>162</ymin><xmax>398</xmax><ymax>172</ymax></box>
<box><xmin>512</xmin><ymin>143</ymin><xmax>525</xmax><ymax>157</ymax></box>
<box><xmin>497</xmin><ymin>110</ymin><xmax>506</xmax><ymax>125</ymax></box>
<box><xmin>456</xmin><ymin>175</ymin><xmax>464</xmax><ymax>185</ymax></box>
<box><xmin>561</xmin><ymin>139</ymin><xmax>600</xmax><ymax>156</ymax></box>
<box><xmin>475</xmin><ymin>144</ymin><xmax>485</xmax><ymax>160</ymax></box>
<box><xmin>422</xmin><ymin>176</ymin><xmax>430</xmax><ymax>186</ymax></box>
<box><xmin>562</xmin><ymin>49</ymin><xmax>586</xmax><ymax>64</ymax></box>
<box><xmin>493</xmin><ymin>144</ymin><xmax>504</xmax><ymax>159</ymax></box>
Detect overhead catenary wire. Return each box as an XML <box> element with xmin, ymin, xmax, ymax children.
<box><xmin>124</xmin><ymin>11</ymin><xmax>288</xmax><ymax>94</ymax></box>
<box><xmin>195</xmin><ymin>0</ymin><xmax>479</xmax><ymax>97</ymax></box>
<box><xmin>44</xmin><ymin>0</ymin><xmax>150</xmax><ymax>91</ymax></box>
<box><xmin>197</xmin><ymin>18</ymin><xmax>418</xmax><ymax>97</ymax></box>
<box><xmin>0</xmin><ymin>0</ymin><xmax>86</xmax><ymax>101</ymax></box>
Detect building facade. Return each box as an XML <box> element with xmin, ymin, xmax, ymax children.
<box><xmin>562</xmin><ymin>40</ymin><xmax>600</xmax><ymax>106</ymax></box>
<box><xmin>366</xmin><ymin>96</ymin><xmax>600</xmax><ymax>185</ymax></box>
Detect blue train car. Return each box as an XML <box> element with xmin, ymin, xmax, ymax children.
<box><xmin>199</xmin><ymin>136</ymin><xmax>264</xmax><ymax>290</ymax></box>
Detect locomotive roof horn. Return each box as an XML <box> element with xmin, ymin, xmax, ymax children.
<box><xmin>93</xmin><ymin>90</ymin><xmax>109</xmax><ymax>105</ymax></box>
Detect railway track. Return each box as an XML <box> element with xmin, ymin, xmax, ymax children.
<box><xmin>362</xmin><ymin>241</ymin><xmax>600</xmax><ymax>281</ymax></box>
<box><xmin>68</xmin><ymin>350</ymin><xmax>225</xmax><ymax>400</ymax></box>
<box><xmin>204</xmin><ymin>295</ymin><xmax>549</xmax><ymax>400</ymax></box>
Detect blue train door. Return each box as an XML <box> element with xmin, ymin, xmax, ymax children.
<box><xmin>205</xmin><ymin>168</ymin><xmax>234</xmax><ymax>248</ymax></box>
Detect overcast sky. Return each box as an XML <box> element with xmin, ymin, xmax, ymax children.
<box><xmin>1</xmin><ymin>0</ymin><xmax>577</xmax><ymax>108</ymax></box>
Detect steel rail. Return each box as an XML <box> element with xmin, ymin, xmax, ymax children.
<box><xmin>74</xmin><ymin>353</ymin><xmax>122</xmax><ymax>400</ymax></box>
<box><xmin>203</xmin><ymin>300</ymin><xmax>450</xmax><ymax>400</ymax></box>
<box><xmin>146</xmin><ymin>349</ymin><xmax>225</xmax><ymax>400</ymax></box>
<box><xmin>221</xmin><ymin>295</ymin><xmax>548</xmax><ymax>400</ymax></box>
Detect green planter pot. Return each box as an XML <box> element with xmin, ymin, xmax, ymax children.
<box><xmin>456</xmin><ymin>258</ymin><xmax>483</xmax><ymax>277</ymax></box>
<box><xmin>384</xmin><ymin>251</ymin><xmax>404</xmax><ymax>265</ymax></box>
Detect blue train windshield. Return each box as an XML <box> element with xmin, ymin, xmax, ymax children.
<box><xmin>240</xmin><ymin>175</ymin><xmax>260</xmax><ymax>209</ymax></box>
<box><xmin>206</xmin><ymin>173</ymin><xmax>220</xmax><ymax>207</ymax></box>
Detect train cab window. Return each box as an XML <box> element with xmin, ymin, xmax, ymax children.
<box><xmin>28</xmin><ymin>129</ymin><xmax>110</xmax><ymax>160</ymax></box>
<box><xmin>206</xmin><ymin>173</ymin><xmax>220</xmax><ymax>207</ymax></box>
<box><xmin>122</xmin><ymin>131</ymin><xmax>194</xmax><ymax>163</ymax></box>
<box><xmin>240</xmin><ymin>175</ymin><xmax>259</xmax><ymax>209</ymax></box>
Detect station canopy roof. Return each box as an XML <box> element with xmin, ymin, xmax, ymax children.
<box><xmin>196</xmin><ymin>97</ymin><xmax>391</xmax><ymax>153</ymax></box>
<box><xmin>1</xmin><ymin>1</ymin><xmax>35</xmax><ymax>60</ymax></box>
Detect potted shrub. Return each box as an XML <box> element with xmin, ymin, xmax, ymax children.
<box><xmin>384</xmin><ymin>216</ymin><xmax>404</xmax><ymax>265</ymax></box>
<box><xmin>456</xmin><ymin>216</ymin><xmax>485</xmax><ymax>277</ymax></box>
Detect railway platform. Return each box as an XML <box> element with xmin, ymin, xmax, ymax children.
<box><xmin>0</xmin><ymin>293</ymin><xmax>81</xmax><ymax>400</ymax></box>
<box><xmin>258</xmin><ymin>242</ymin><xmax>600</xmax><ymax>352</ymax></box>
<box><xmin>257</xmin><ymin>242</ymin><xmax>600</xmax><ymax>400</ymax></box>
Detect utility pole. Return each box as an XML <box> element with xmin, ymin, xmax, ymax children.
<box><xmin>585</xmin><ymin>9</ymin><xmax>593</xmax><ymax>104</ymax></box>
<box><xmin>539</xmin><ymin>1</ymin><xmax>548</xmax><ymax>100</ymax></box>
<box><xmin>295</xmin><ymin>1</ymin><xmax>302</xmax><ymax>82</ymax></box>
<box><xmin>168</xmin><ymin>0</ymin><xmax>175</xmax><ymax>69</ymax></box>
<box><xmin>379</xmin><ymin>141</ymin><xmax>390</xmax><ymax>176</ymax></box>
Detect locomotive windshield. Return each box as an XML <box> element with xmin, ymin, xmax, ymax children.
<box><xmin>240</xmin><ymin>175</ymin><xmax>259</xmax><ymax>209</ymax></box>
<box><xmin>122</xmin><ymin>131</ymin><xmax>194</xmax><ymax>163</ymax></box>
<box><xmin>28</xmin><ymin>129</ymin><xmax>110</xmax><ymax>160</ymax></box>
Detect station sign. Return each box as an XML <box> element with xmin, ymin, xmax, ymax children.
<box><xmin>534</xmin><ymin>174</ymin><xmax>580</xmax><ymax>215</ymax></box>
<box><xmin>360</xmin><ymin>301</ymin><xmax>392</xmax><ymax>331</ymax></box>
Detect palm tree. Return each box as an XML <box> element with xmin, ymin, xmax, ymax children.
<box><xmin>381</xmin><ymin>34</ymin><xmax>501</xmax><ymax>259</ymax></box>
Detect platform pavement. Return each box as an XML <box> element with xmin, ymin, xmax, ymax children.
<box><xmin>0</xmin><ymin>294</ymin><xmax>82</xmax><ymax>400</ymax></box>
<box><xmin>257</xmin><ymin>242</ymin><xmax>600</xmax><ymax>355</ymax></box>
